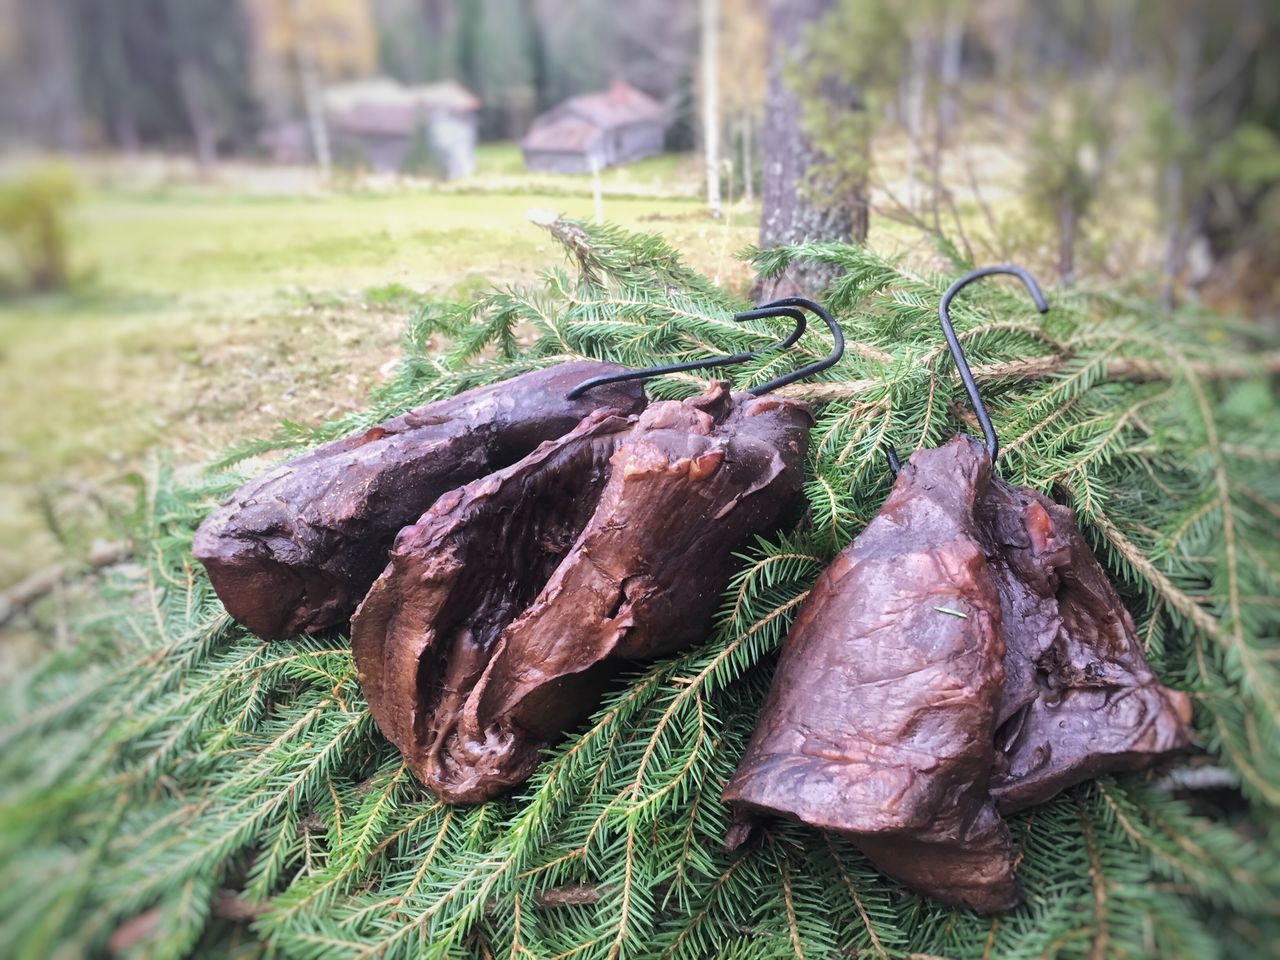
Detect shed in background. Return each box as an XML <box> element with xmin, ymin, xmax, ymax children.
<box><xmin>521</xmin><ymin>81</ymin><xmax>666</xmax><ymax>174</ymax></box>
<box><xmin>325</xmin><ymin>78</ymin><xmax>480</xmax><ymax>178</ymax></box>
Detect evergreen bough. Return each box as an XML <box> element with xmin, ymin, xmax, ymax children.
<box><xmin>2</xmin><ymin>219</ymin><xmax>1278</xmax><ymax>959</ymax></box>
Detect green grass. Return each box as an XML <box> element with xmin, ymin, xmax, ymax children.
<box><xmin>472</xmin><ymin>142</ymin><xmax>701</xmax><ymax>195</ymax></box>
<box><xmin>0</xmin><ymin>128</ymin><xmax>1095</xmax><ymax>599</ymax></box>
<box><xmin>0</xmin><ymin>171</ymin><xmax>760</xmax><ymax>591</ymax></box>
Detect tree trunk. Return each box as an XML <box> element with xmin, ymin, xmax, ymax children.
<box><xmin>741</xmin><ymin>112</ymin><xmax>753</xmax><ymax>203</ymax></box>
<box><xmin>930</xmin><ymin>10</ymin><xmax>963</xmax><ymax>235</ymax></box>
<box><xmin>177</xmin><ymin>60</ymin><xmax>217</xmax><ymax>173</ymax></box>
<box><xmin>285</xmin><ymin>0</ymin><xmax>332</xmax><ymax>178</ymax></box>
<box><xmin>29</xmin><ymin>0</ymin><xmax>81</xmax><ymax>152</ymax></box>
<box><xmin>938</xmin><ymin>10</ymin><xmax>963</xmax><ymax>144</ymax></box>
<box><xmin>701</xmin><ymin>0</ymin><xmax>722</xmax><ymax>218</ymax></box>
<box><xmin>904</xmin><ymin>25</ymin><xmax>929</xmax><ymax>211</ymax></box>
<box><xmin>992</xmin><ymin>16</ymin><xmax>1015</xmax><ymax>124</ymax></box>
<box><xmin>1160</xmin><ymin>11</ymin><xmax>1203</xmax><ymax>311</ymax></box>
<box><xmin>297</xmin><ymin>48</ymin><xmax>332</xmax><ymax>178</ymax></box>
<box><xmin>759</xmin><ymin>0</ymin><xmax>865</xmax><ymax>297</ymax></box>
<box><xmin>1058</xmin><ymin>199</ymin><xmax>1077</xmax><ymax>288</ymax></box>
<box><xmin>1193</xmin><ymin>0</ymin><xmax>1276</xmax><ymax>318</ymax></box>
<box><xmin>101</xmin><ymin>4</ymin><xmax>139</xmax><ymax>152</ymax></box>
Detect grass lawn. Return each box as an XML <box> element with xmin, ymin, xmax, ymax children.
<box><xmin>0</xmin><ymin>128</ymin><xmax>1100</xmax><ymax>646</ymax></box>
<box><xmin>0</xmin><ymin>160</ymin><xmax>761</xmax><ymax>598</ymax></box>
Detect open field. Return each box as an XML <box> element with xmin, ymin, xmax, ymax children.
<box><xmin>0</xmin><ymin>130</ymin><xmax>1154</xmax><ymax>616</ymax></box>
<box><xmin>0</xmin><ymin>154</ymin><xmax>761</xmax><ymax>599</ymax></box>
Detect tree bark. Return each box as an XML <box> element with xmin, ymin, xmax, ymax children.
<box><xmin>177</xmin><ymin>60</ymin><xmax>217</xmax><ymax>173</ymax></box>
<box><xmin>100</xmin><ymin>4</ymin><xmax>140</xmax><ymax>152</ymax></box>
<box><xmin>28</xmin><ymin>0</ymin><xmax>81</xmax><ymax>152</ymax></box>
<box><xmin>285</xmin><ymin>0</ymin><xmax>332</xmax><ymax>177</ymax></box>
<box><xmin>1160</xmin><ymin>10</ymin><xmax>1204</xmax><ymax>311</ymax></box>
<box><xmin>701</xmin><ymin>0</ymin><xmax>722</xmax><ymax>218</ymax></box>
<box><xmin>296</xmin><ymin>47</ymin><xmax>331</xmax><ymax>177</ymax></box>
<box><xmin>741</xmin><ymin>111</ymin><xmax>753</xmax><ymax>203</ymax></box>
<box><xmin>758</xmin><ymin>0</ymin><xmax>865</xmax><ymax>296</ymax></box>
<box><xmin>932</xmin><ymin>9</ymin><xmax>963</xmax><ymax>232</ymax></box>
<box><xmin>904</xmin><ymin>24</ymin><xmax>928</xmax><ymax>212</ymax></box>
<box><xmin>938</xmin><ymin>10</ymin><xmax>963</xmax><ymax>138</ymax></box>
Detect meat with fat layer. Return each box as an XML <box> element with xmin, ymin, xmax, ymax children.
<box><xmin>192</xmin><ymin>362</ymin><xmax>647</xmax><ymax>640</ymax></box>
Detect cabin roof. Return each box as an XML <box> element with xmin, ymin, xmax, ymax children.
<box><xmin>521</xmin><ymin>81</ymin><xmax>664</xmax><ymax>153</ymax></box>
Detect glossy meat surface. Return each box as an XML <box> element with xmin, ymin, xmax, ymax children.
<box><xmin>723</xmin><ymin>436</ymin><xmax>1018</xmax><ymax>912</ymax></box>
<box><xmin>977</xmin><ymin>467</ymin><xmax>1193</xmax><ymax>813</ymax></box>
<box><xmin>352</xmin><ymin>383</ymin><xmax>811</xmax><ymax>802</ymax></box>
<box><xmin>192</xmin><ymin>362</ymin><xmax>646</xmax><ymax>639</ymax></box>
<box><xmin>724</xmin><ymin>434</ymin><xmax>1191</xmax><ymax>913</ymax></box>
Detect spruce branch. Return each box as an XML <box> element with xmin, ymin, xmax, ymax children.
<box><xmin>1</xmin><ymin>218</ymin><xmax>1277</xmax><ymax>959</ymax></box>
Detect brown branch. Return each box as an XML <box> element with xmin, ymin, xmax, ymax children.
<box><xmin>775</xmin><ymin>350</ymin><xmax>1280</xmax><ymax>402</ymax></box>
<box><xmin>1077</xmin><ymin>795</ymin><xmax>1111</xmax><ymax>960</ymax></box>
<box><xmin>0</xmin><ymin>541</ymin><xmax>130</xmax><ymax>627</ymax></box>
<box><xmin>1081</xmin><ymin>507</ymin><xmax>1223</xmax><ymax>645</ymax></box>
<box><xmin>1100</xmin><ymin>351</ymin><xmax>1280</xmax><ymax>382</ymax></box>
<box><xmin>535</xmin><ymin>885</ymin><xmax>602</xmax><ymax>909</ymax></box>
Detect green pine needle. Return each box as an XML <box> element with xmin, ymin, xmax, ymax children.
<box><xmin>1</xmin><ymin>219</ymin><xmax>1277</xmax><ymax>959</ymax></box>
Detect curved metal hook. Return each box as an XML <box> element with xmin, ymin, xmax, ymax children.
<box><xmin>885</xmin><ymin>265</ymin><xmax>1049</xmax><ymax>476</ymax></box>
<box><xmin>744</xmin><ymin>296</ymin><xmax>844</xmax><ymax>395</ymax></box>
<box><xmin>565</xmin><ymin>297</ymin><xmax>842</xmax><ymax>400</ymax></box>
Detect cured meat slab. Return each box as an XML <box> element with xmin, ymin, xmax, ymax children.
<box><xmin>193</xmin><ymin>362</ymin><xmax>646</xmax><ymax>639</ymax></box>
<box><xmin>724</xmin><ymin>435</ymin><xmax>1191</xmax><ymax>913</ymax></box>
<box><xmin>353</xmin><ymin>384</ymin><xmax>812</xmax><ymax>802</ymax></box>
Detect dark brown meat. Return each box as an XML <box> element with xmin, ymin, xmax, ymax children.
<box><xmin>977</xmin><ymin>466</ymin><xmax>1193</xmax><ymax>813</ymax></box>
<box><xmin>723</xmin><ymin>434</ymin><xmax>1191</xmax><ymax>913</ymax></box>
<box><xmin>192</xmin><ymin>362</ymin><xmax>647</xmax><ymax>640</ymax></box>
<box><xmin>722</xmin><ymin>437</ymin><xmax>1018</xmax><ymax>913</ymax></box>
<box><xmin>352</xmin><ymin>383</ymin><xmax>811</xmax><ymax>803</ymax></box>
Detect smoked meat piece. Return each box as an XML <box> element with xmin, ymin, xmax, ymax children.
<box><xmin>193</xmin><ymin>362</ymin><xmax>647</xmax><ymax>639</ymax></box>
<box><xmin>724</xmin><ymin>435</ymin><xmax>1191</xmax><ymax>913</ymax></box>
<box><xmin>352</xmin><ymin>384</ymin><xmax>811</xmax><ymax>803</ymax></box>
<box><xmin>723</xmin><ymin>436</ymin><xmax>1018</xmax><ymax>913</ymax></box>
<box><xmin>976</xmin><ymin>460</ymin><xmax>1193</xmax><ymax>813</ymax></box>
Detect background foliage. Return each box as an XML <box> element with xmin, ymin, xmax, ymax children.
<box><xmin>2</xmin><ymin>220</ymin><xmax>1278</xmax><ymax>958</ymax></box>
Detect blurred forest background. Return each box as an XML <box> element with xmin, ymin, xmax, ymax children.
<box><xmin>4</xmin><ymin>0</ymin><xmax>1279</xmax><ymax>304</ymax></box>
<box><xmin>0</xmin><ymin>0</ymin><xmax>1277</xmax><ymax>649</ymax></box>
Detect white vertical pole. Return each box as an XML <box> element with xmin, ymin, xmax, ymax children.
<box><xmin>591</xmin><ymin>154</ymin><xmax>604</xmax><ymax>224</ymax></box>
<box><xmin>701</xmin><ymin>0</ymin><xmax>721</xmax><ymax>218</ymax></box>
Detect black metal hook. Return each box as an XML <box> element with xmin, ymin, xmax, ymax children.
<box><xmin>745</xmin><ymin>297</ymin><xmax>845</xmax><ymax>395</ymax></box>
<box><xmin>884</xmin><ymin>265</ymin><xmax>1049</xmax><ymax>476</ymax></box>
<box><xmin>565</xmin><ymin>296</ymin><xmax>844</xmax><ymax>400</ymax></box>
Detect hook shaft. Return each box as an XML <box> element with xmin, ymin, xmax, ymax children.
<box><xmin>886</xmin><ymin>265</ymin><xmax>1049</xmax><ymax>476</ymax></box>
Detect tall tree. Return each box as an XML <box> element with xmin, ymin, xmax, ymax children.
<box><xmin>12</xmin><ymin>0</ymin><xmax>82</xmax><ymax>152</ymax></box>
<box><xmin>718</xmin><ymin>0</ymin><xmax>767</xmax><ymax>203</ymax></box>
<box><xmin>758</xmin><ymin>0</ymin><xmax>868</xmax><ymax>295</ymax></box>
<box><xmin>163</xmin><ymin>0</ymin><xmax>220</xmax><ymax>171</ymax></box>
<box><xmin>1194</xmin><ymin>2</ymin><xmax>1280</xmax><ymax>316</ymax></box>
<box><xmin>247</xmin><ymin>0</ymin><xmax>378</xmax><ymax>169</ymax></box>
